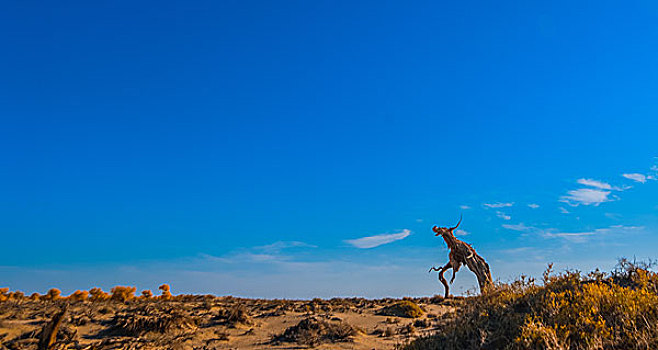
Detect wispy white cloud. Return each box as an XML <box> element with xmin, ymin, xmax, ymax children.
<box><xmin>503</xmin><ymin>223</ymin><xmax>643</xmax><ymax>243</ymax></box>
<box><xmin>496</xmin><ymin>211</ymin><xmax>511</xmax><ymax>220</ymax></box>
<box><xmin>203</xmin><ymin>240</ymin><xmax>318</xmax><ymax>265</ymax></box>
<box><xmin>546</xmin><ymin>225</ymin><xmax>642</xmax><ymax>243</ymax></box>
<box><xmin>502</xmin><ymin>223</ymin><xmax>534</xmax><ymax>232</ymax></box>
<box><xmin>577</xmin><ymin>178</ymin><xmax>613</xmax><ymax>190</ymax></box>
<box><xmin>562</xmin><ymin>177</ymin><xmax>632</xmax><ymax>206</ymax></box>
<box><xmin>255</xmin><ymin>241</ymin><xmax>317</xmax><ymax>253</ymax></box>
<box><xmin>345</xmin><ymin>229</ymin><xmax>411</xmax><ymax>249</ymax></box>
<box><xmin>559</xmin><ymin>207</ymin><xmax>570</xmax><ymax>214</ymax></box>
<box><xmin>459</xmin><ymin>205</ymin><xmax>471</xmax><ymax>210</ymax></box>
<box><xmin>454</xmin><ymin>229</ymin><xmax>469</xmax><ymax>236</ymax></box>
<box><xmin>622</xmin><ymin>173</ymin><xmax>647</xmax><ymax>183</ymax></box>
<box><xmin>483</xmin><ymin>202</ymin><xmax>514</xmax><ymax>209</ymax></box>
<box><xmin>561</xmin><ymin>188</ymin><xmax>614</xmax><ymax>206</ymax></box>
<box><xmin>527</xmin><ymin>203</ymin><xmax>540</xmax><ymax>209</ymax></box>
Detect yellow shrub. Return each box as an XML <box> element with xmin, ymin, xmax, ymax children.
<box><xmin>41</xmin><ymin>288</ymin><xmax>61</xmax><ymax>301</ymax></box>
<box><xmin>67</xmin><ymin>290</ymin><xmax>89</xmax><ymax>302</ymax></box>
<box><xmin>89</xmin><ymin>287</ymin><xmax>110</xmax><ymax>301</ymax></box>
<box><xmin>110</xmin><ymin>286</ymin><xmax>137</xmax><ymax>302</ymax></box>
<box><xmin>379</xmin><ymin>300</ymin><xmax>424</xmax><ymax>318</ymax></box>
<box><xmin>407</xmin><ymin>260</ymin><xmax>658</xmax><ymax>350</ymax></box>
<box><xmin>159</xmin><ymin>284</ymin><xmax>172</xmax><ymax>300</ymax></box>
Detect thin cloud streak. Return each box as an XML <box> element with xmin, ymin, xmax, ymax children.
<box><xmin>345</xmin><ymin>229</ymin><xmax>411</xmax><ymax>249</ymax></box>
<box><xmin>496</xmin><ymin>211</ymin><xmax>511</xmax><ymax>220</ymax></box>
<box><xmin>622</xmin><ymin>173</ymin><xmax>647</xmax><ymax>183</ymax></box>
<box><xmin>561</xmin><ymin>188</ymin><xmax>614</xmax><ymax>206</ymax></box>
<box><xmin>454</xmin><ymin>229</ymin><xmax>469</xmax><ymax>236</ymax></box>
<box><xmin>502</xmin><ymin>223</ymin><xmax>643</xmax><ymax>243</ymax></box>
<box><xmin>483</xmin><ymin>202</ymin><xmax>514</xmax><ymax>208</ymax></box>
<box><xmin>577</xmin><ymin>178</ymin><xmax>613</xmax><ymax>190</ymax></box>
<box><xmin>502</xmin><ymin>223</ymin><xmax>533</xmax><ymax>232</ymax></box>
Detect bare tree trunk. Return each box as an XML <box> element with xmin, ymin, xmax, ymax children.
<box><xmin>465</xmin><ymin>253</ymin><xmax>493</xmax><ymax>293</ymax></box>
<box><xmin>38</xmin><ymin>306</ymin><xmax>67</xmax><ymax>350</ymax></box>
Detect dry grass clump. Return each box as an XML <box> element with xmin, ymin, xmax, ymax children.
<box><xmin>378</xmin><ymin>300</ymin><xmax>424</xmax><ymax>318</ymax></box>
<box><xmin>272</xmin><ymin>316</ymin><xmax>358</xmax><ymax>346</ymax></box>
<box><xmin>216</xmin><ymin>303</ymin><xmax>253</xmax><ymax>327</ymax></box>
<box><xmin>407</xmin><ymin>259</ymin><xmax>658</xmax><ymax>350</ymax></box>
<box><xmin>112</xmin><ymin>305</ymin><xmax>197</xmax><ymax>336</ymax></box>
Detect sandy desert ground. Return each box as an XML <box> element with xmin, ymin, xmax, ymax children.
<box><xmin>0</xmin><ymin>295</ymin><xmax>461</xmax><ymax>350</ymax></box>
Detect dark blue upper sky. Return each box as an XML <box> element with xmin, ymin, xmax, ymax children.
<box><xmin>1</xmin><ymin>0</ymin><xmax>657</xmax><ymax>297</ymax></box>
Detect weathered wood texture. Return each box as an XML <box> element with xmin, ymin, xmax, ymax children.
<box><xmin>430</xmin><ymin>217</ymin><xmax>492</xmax><ymax>297</ymax></box>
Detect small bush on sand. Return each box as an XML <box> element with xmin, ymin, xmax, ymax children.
<box><xmin>67</xmin><ymin>290</ymin><xmax>89</xmax><ymax>302</ymax></box>
<box><xmin>89</xmin><ymin>287</ymin><xmax>110</xmax><ymax>301</ymax></box>
<box><xmin>272</xmin><ymin>316</ymin><xmax>358</xmax><ymax>346</ymax></box>
<box><xmin>110</xmin><ymin>286</ymin><xmax>136</xmax><ymax>302</ymax></box>
<box><xmin>159</xmin><ymin>284</ymin><xmax>172</xmax><ymax>300</ymax></box>
<box><xmin>41</xmin><ymin>288</ymin><xmax>62</xmax><ymax>301</ymax></box>
<box><xmin>141</xmin><ymin>290</ymin><xmax>153</xmax><ymax>299</ymax></box>
<box><xmin>378</xmin><ymin>300</ymin><xmax>423</xmax><ymax>318</ymax></box>
<box><xmin>224</xmin><ymin>303</ymin><xmax>252</xmax><ymax>327</ymax></box>
<box><xmin>406</xmin><ymin>259</ymin><xmax>658</xmax><ymax>350</ymax></box>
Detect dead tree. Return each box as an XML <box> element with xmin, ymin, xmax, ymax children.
<box><xmin>429</xmin><ymin>216</ymin><xmax>492</xmax><ymax>297</ymax></box>
<box><xmin>38</xmin><ymin>306</ymin><xmax>67</xmax><ymax>350</ymax></box>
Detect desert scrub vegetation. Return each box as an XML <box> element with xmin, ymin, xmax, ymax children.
<box><xmin>406</xmin><ymin>259</ymin><xmax>658</xmax><ymax>350</ymax></box>
<box><xmin>110</xmin><ymin>286</ymin><xmax>137</xmax><ymax>302</ymax></box>
<box><xmin>0</xmin><ymin>284</ymin><xmax>184</xmax><ymax>304</ymax></box>
<box><xmin>112</xmin><ymin>304</ymin><xmax>198</xmax><ymax>336</ymax></box>
<box><xmin>271</xmin><ymin>316</ymin><xmax>359</xmax><ymax>346</ymax></box>
<box><xmin>379</xmin><ymin>299</ymin><xmax>424</xmax><ymax>318</ymax></box>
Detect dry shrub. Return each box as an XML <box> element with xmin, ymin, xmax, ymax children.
<box><xmin>89</xmin><ymin>287</ymin><xmax>110</xmax><ymax>301</ymax></box>
<box><xmin>378</xmin><ymin>300</ymin><xmax>424</xmax><ymax>318</ymax></box>
<box><xmin>159</xmin><ymin>284</ymin><xmax>172</xmax><ymax>299</ymax></box>
<box><xmin>10</xmin><ymin>291</ymin><xmax>24</xmax><ymax>300</ymax></box>
<box><xmin>400</xmin><ymin>323</ymin><xmax>416</xmax><ymax>335</ymax></box>
<box><xmin>0</xmin><ymin>288</ymin><xmax>24</xmax><ymax>301</ymax></box>
<box><xmin>41</xmin><ymin>288</ymin><xmax>62</xmax><ymax>301</ymax></box>
<box><xmin>413</xmin><ymin>318</ymin><xmax>432</xmax><ymax>328</ymax></box>
<box><xmin>406</xmin><ymin>259</ymin><xmax>658</xmax><ymax>350</ymax></box>
<box><xmin>218</xmin><ymin>303</ymin><xmax>252</xmax><ymax>327</ymax></box>
<box><xmin>67</xmin><ymin>290</ymin><xmax>89</xmax><ymax>302</ymax></box>
<box><xmin>141</xmin><ymin>290</ymin><xmax>153</xmax><ymax>299</ymax></box>
<box><xmin>272</xmin><ymin>316</ymin><xmax>358</xmax><ymax>346</ymax></box>
<box><xmin>112</xmin><ymin>305</ymin><xmax>197</xmax><ymax>336</ymax></box>
<box><xmin>110</xmin><ymin>286</ymin><xmax>136</xmax><ymax>302</ymax></box>
<box><xmin>383</xmin><ymin>326</ymin><xmax>395</xmax><ymax>337</ymax></box>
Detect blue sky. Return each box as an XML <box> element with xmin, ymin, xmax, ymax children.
<box><xmin>1</xmin><ymin>0</ymin><xmax>657</xmax><ymax>298</ymax></box>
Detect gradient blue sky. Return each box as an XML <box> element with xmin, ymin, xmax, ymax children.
<box><xmin>1</xmin><ymin>0</ymin><xmax>657</xmax><ymax>298</ymax></box>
